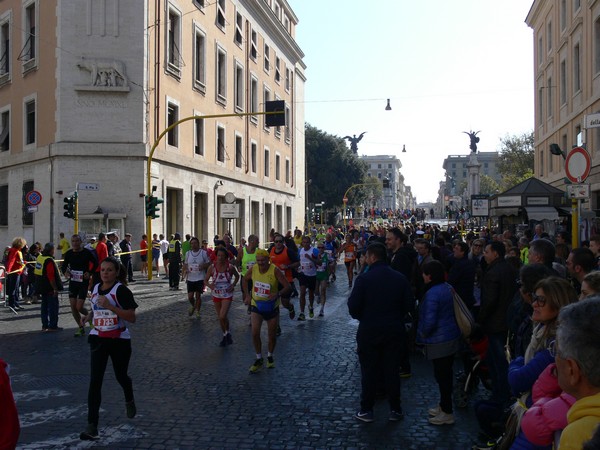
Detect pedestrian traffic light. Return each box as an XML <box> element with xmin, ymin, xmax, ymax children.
<box><xmin>145</xmin><ymin>195</ymin><xmax>164</xmax><ymax>219</ymax></box>
<box><xmin>264</xmin><ymin>100</ymin><xmax>285</xmax><ymax>127</ymax></box>
<box><xmin>63</xmin><ymin>193</ymin><xmax>77</xmax><ymax>219</ymax></box>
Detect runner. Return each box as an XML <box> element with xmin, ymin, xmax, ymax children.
<box><xmin>269</xmin><ymin>234</ymin><xmax>300</xmax><ymax>320</ymax></box>
<box><xmin>182</xmin><ymin>237</ymin><xmax>211</xmax><ymax>318</ymax></box>
<box><xmin>79</xmin><ymin>257</ymin><xmax>138</xmax><ymax>441</ymax></box>
<box><xmin>61</xmin><ymin>234</ymin><xmax>98</xmax><ymax>337</ymax></box>
<box><xmin>242</xmin><ymin>249</ymin><xmax>291</xmax><ymax>372</ymax></box>
<box><xmin>297</xmin><ymin>236</ymin><xmax>318</xmax><ymax>320</ymax></box>
<box><xmin>206</xmin><ymin>247</ymin><xmax>240</xmax><ymax>346</ymax></box>
<box><xmin>324</xmin><ymin>233</ymin><xmax>339</xmax><ymax>283</ymax></box>
<box><xmin>236</xmin><ymin>234</ymin><xmax>259</xmax><ymax>318</ymax></box>
<box><xmin>314</xmin><ymin>241</ymin><xmax>330</xmax><ymax>317</ymax></box>
<box><xmin>151</xmin><ymin>234</ymin><xmax>161</xmax><ymax>277</ymax></box>
<box><xmin>339</xmin><ymin>233</ymin><xmax>357</xmax><ymax>288</ymax></box>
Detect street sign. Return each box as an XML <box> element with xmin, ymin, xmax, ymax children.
<box><xmin>27</xmin><ymin>205</ymin><xmax>38</xmax><ymax>213</ymax></box>
<box><xmin>220</xmin><ymin>204</ymin><xmax>240</xmax><ymax>218</ymax></box>
<box><xmin>567</xmin><ymin>184</ymin><xmax>590</xmax><ymax>199</ymax></box>
<box><xmin>585</xmin><ymin>112</ymin><xmax>600</xmax><ymax>128</ymax></box>
<box><xmin>471</xmin><ymin>195</ymin><xmax>490</xmax><ymax>217</ymax></box>
<box><xmin>25</xmin><ymin>190</ymin><xmax>42</xmax><ymax>206</ymax></box>
<box><xmin>77</xmin><ymin>182</ymin><xmax>100</xmax><ymax>191</ymax></box>
<box><xmin>565</xmin><ymin>147</ymin><xmax>591</xmax><ymax>183</ymax></box>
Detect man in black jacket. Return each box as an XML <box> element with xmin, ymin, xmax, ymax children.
<box><xmin>478</xmin><ymin>241</ymin><xmax>518</xmax><ymax>407</ymax></box>
<box><xmin>447</xmin><ymin>241</ymin><xmax>476</xmax><ymax>309</ymax></box>
<box><xmin>348</xmin><ymin>243</ymin><xmax>414</xmax><ymax>423</ymax></box>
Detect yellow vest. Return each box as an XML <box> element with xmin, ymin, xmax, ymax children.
<box><xmin>34</xmin><ymin>255</ymin><xmax>52</xmax><ymax>276</ymax></box>
<box><xmin>250</xmin><ymin>263</ymin><xmax>279</xmax><ymax>307</ymax></box>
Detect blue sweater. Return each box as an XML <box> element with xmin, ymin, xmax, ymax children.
<box><xmin>417</xmin><ymin>282</ymin><xmax>461</xmax><ymax>345</ymax></box>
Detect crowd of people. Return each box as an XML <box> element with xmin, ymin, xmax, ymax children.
<box><xmin>3</xmin><ymin>221</ymin><xmax>600</xmax><ymax>448</ymax></box>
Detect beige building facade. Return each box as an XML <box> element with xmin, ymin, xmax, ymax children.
<box><xmin>526</xmin><ymin>0</ymin><xmax>600</xmax><ymax>213</ymax></box>
<box><xmin>0</xmin><ymin>0</ymin><xmax>306</xmax><ymax>248</ymax></box>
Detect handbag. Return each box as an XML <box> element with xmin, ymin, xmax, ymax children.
<box><xmin>449</xmin><ymin>284</ymin><xmax>474</xmax><ymax>338</ymax></box>
<box><xmin>495</xmin><ymin>396</ymin><xmax>528</xmax><ymax>450</ymax></box>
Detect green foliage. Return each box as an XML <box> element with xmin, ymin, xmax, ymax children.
<box><xmin>497</xmin><ymin>131</ymin><xmax>534</xmax><ymax>191</ymax></box>
<box><xmin>480</xmin><ymin>174</ymin><xmax>500</xmax><ymax>195</ymax></box>
<box><xmin>306</xmin><ymin>124</ymin><xmax>368</xmax><ymax>211</ymax></box>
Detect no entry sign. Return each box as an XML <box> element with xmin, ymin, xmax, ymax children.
<box><xmin>565</xmin><ymin>147</ymin><xmax>591</xmax><ymax>183</ymax></box>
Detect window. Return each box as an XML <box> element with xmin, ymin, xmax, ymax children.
<box><xmin>284</xmin><ymin>104</ymin><xmax>291</xmax><ymax>142</ymax></box>
<box><xmin>388</xmin><ymin>164</ymin><xmax>392</xmax><ymax>169</ymax></box>
<box><xmin>539</xmin><ymin>150</ymin><xmax>544</xmax><ymax>177</ymax></box>
<box><xmin>274</xmin><ymin>96</ymin><xmax>281</xmax><ymax>138</ymax></box>
<box><xmin>574</xmin><ymin>0</ymin><xmax>581</xmax><ymax>12</ymax></box>
<box><xmin>595</xmin><ymin>18</ymin><xmax>600</xmax><ymax>74</ymax></box>
<box><xmin>562</xmin><ymin>134</ymin><xmax>568</xmax><ymax>157</ymax></box>
<box><xmin>251</xmin><ymin>141</ymin><xmax>257</xmax><ymax>173</ymax></box>
<box><xmin>235</xmin><ymin>12</ymin><xmax>243</xmax><ymax>45</ymax></box>
<box><xmin>560</xmin><ymin>0</ymin><xmax>566</xmax><ymax>32</ymax></box>
<box><xmin>216</xmin><ymin>45</ymin><xmax>226</xmax><ymax>103</ymax></box>
<box><xmin>0</xmin><ymin>184</ymin><xmax>7</xmax><ymax>226</ymax></box>
<box><xmin>263</xmin><ymin>85</ymin><xmax>271</xmax><ymax>130</ymax></box>
<box><xmin>0</xmin><ymin>15</ymin><xmax>10</xmax><ymax>79</ymax></box>
<box><xmin>250</xmin><ymin>30</ymin><xmax>257</xmax><ymax>60</ymax></box>
<box><xmin>538</xmin><ymin>36</ymin><xmax>543</xmax><ymax>66</ymax></box>
<box><xmin>264</xmin><ymin>147</ymin><xmax>270</xmax><ymax>177</ymax></box>
<box><xmin>235</xmin><ymin>134</ymin><xmax>243</xmax><ymax>168</ymax></box>
<box><xmin>574</xmin><ymin>43</ymin><xmax>581</xmax><ymax>93</ymax></box>
<box><xmin>22</xmin><ymin>180</ymin><xmax>33</xmax><ymax>226</ymax></box>
<box><xmin>193</xmin><ymin>26</ymin><xmax>206</xmax><ymax>91</ymax></box>
<box><xmin>547</xmin><ymin>22</ymin><xmax>552</xmax><ymax>53</ymax></box>
<box><xmin>216</xmin><ymin>0</ymin><xmax>226</xmax><ymax>29</ymax></box>
<box><xmin>538</xmin><ymin>87</ymin><xmax>543</xmax><ymax>124</ymax></box>
<box><xmin>275</xmin><ymin>57</ymin><xmax>281</xmax><ymax>83</ymax></box>
<box><xmin>285</xmin><ymin>158</ymin><xmax>290</xmax><ymax>184</ymax></box>
<box><xmin>0</xmin><ymin>109</ymin><xmax>9</xmax><ymax>151</ymax></box>
<box><xmin>285</xmin><ymin>67</ymin><xmax>290</xmax><ymax>91</ymax></box>
<box><xmin>194</xmin><ymin>116</ymin><xmax>204</xmax><ymax>156</ymax></box>
<box><xmin>167</xmin><ymin>100</ymin><xmax>179</xmax><ymax>147</ymax></box>
<box><xmin>217</xmin><ymin>125</ymin><xmax>225</xmax><ymax>162</ymax></box>
<box><xmin>378</xmin><ymin>164</ymin><xmax>382</xmax><ymax>169</ymax></box>
<box><xmin>548</xmin><ymin>144</ymin><xmax>554</xmax><ymax>173</ymax></box>
<box><xmin>234</xmin><ymin>62</ymin><xmax>244</xmax><ymax>111</ymax></box>
<box><xmin>166</xmin><ymin>6</ymin><xmax>182</xmax><ymax>76</ymax></box>
<box><xmin>20</xmin><ymin>1</ymin><xmax>36</xmax><ymax>71</ymax></box>
<box><xmin>560</xmin><ymin>59</ymin><xmax>566</xmax><ymax>104</ymax></box>
<box><xmin>193</xmin><ymin>0</ymin><xmax>205</xmax><ymax>9</ymax></box>
<box><xmin>275</xmin><ymin>154</ymin><xmax>280</xmax><ymax>180</ymax></box>
<box><xmin>264</xmin><ymin>43</ymin><xmax>270</xmax><ymax>72</ymax></box>
<box><xmin>24</xmin><ymin>98</ymin><xmax>35</xmax><ymax>146</ymax></box>
<box><xmin>547</xmin><ymin>76</ymin><xmax>553</xmax><ymax>118</ymax></box>
<box><xmin>250</xmin><ymin>75</ymin><xmax>258</xmax><ymax>122</ymax></box>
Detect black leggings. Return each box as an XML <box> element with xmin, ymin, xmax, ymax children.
<box><xmin>87</xmin><ymin>335</ymin><xmax>134</xmax><ymax>426</ymax></box>
<box><xmin>432</xmin><ymin>353</ymin><xmax>455</xmax><ymax>414</ymax></box>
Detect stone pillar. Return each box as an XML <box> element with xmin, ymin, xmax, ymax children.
<box><xmin>467</xmin><ymin>151</ymin><xmax>481</xmax><ymax>199</ymax></box>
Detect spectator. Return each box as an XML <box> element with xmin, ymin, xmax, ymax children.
<box><xmin>555</xmin><ymin>297</ymin><xmax>600</xmax><ymax>449</ymax></box>
<box><xmin>566</xmin><ymin>248</ymin><xmax>596</xmax><ymax>295</ymax></box>
<box><xmin>580</xmin><ymin>272</ymin><xmax>600</xmax><ymax>300</ymax></box>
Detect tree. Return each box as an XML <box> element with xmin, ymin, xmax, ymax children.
<box><xmin>496</xmin><ymin>131</ymin><xmax>534</xmax><ymax>191</ymax></box>
<box><xmin>479</xmin><ymin>174</ymin><xmax>500</xmax><ymax>195</ymax></box>
<box><xmin>306</xmin><ymin>124</ymin><xmax>368</xmax><ymax>216</ymax></box>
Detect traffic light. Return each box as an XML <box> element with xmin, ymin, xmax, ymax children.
<box><xmin>265</xmin><ymin>100</ymin><xmax>285</xmax><ymax>127</ymax></box>
<box><xmin>63</xmin><ymin>193</ymin><xmax>77</xmax><ymax>219</ymax></box>
<box><xmin>145</xmin><ymin>195</ymin><xmax>164</xmax><ymax>219</ymax></box>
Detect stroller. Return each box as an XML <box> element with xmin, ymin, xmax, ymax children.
<box><xmin>454</xmin><ymin>329</ymin><xmax>493</xmax><ymax>408</ymax></box>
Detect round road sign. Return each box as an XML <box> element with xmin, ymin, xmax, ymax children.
<box><xmin>25</xmin><ymin>190</ymin><xmax>42</xmax><ymax>206</ymax></box>
<box><xmin>565</xmin><ymin>147</ymin><xmax>591</xmax><ymax>183</ymax></box>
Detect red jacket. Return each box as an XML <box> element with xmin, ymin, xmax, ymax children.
<box><xmin>0</xmin><ymin>358</ymin><xmax>20</xmax><ymax>449</ymax></box>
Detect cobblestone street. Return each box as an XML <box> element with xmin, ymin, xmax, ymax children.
<box><xmin>2</xmin><ymin>267</ymin><xmax>484</xmax><ymax>449</ymax></box>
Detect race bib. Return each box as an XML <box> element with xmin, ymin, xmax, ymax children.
<box><xmin>71</xmin><ymin>270</ymin><xmax>84</xmax><ymax>282</ymax></box>
<box><xmin>93</xmin><ymin>308</ymin><xmax>119</xmax><ymax>331</ymax></box>
<box><xmin>213</xmin><ymin>281</ymin><xmax>230</xmax><ymax>297</ymax></box>
<box><xmin>301</xmin><ymin>261</ymin><xmax>313</xmax><ymax>272</ymax></box>
<box><xmin>246</xmin><ymin>261</ymin><xmax>256</xmax><ymax>271</ymax></box>
<box><xmin>346</xmin><ymin>252</ymin><xmax>354</xmax><ymax>259</ymax></box>
<box><xmin>189</xmin><ymin>263</ymin><xmax>200</xmax><ymax>273</ymax></box>
<box><xmin>253</xmin><ymin>281</ymin><xmax>271</xmax><ymax>299</ymax></box>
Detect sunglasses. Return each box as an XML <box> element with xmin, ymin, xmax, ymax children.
<box><xmin>532</xmin><ymin>293</ymin><xmax>547</xmax><ymax>307</ymax></box>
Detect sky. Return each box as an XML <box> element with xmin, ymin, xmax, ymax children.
<box><xmin>288</xmin><ymin>0</ymin><xmax>535</xmax><ymax>203</ymax></box>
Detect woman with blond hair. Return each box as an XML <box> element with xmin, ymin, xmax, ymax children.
<box><xmin>5</xmin><ymin>237</ymin><xmax>27</xmax><ymax>310</ymax></box>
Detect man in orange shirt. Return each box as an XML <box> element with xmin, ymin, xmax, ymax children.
<box><xmin>91</xmin><ymin>233</ymin><xmax>109</xmax><ymax>287</ymax></box>
<box><xmin>269</xmin><ymin>234</ymin><xmax>300</xmax><ymax>323</ymax></box>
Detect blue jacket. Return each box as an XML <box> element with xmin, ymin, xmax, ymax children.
<box><xmin>417</xmin><ymin>283</ymin><xmax>461</xmax><ymax>345</ymax></box>
<box><xmin>508</xmin><ymin>350</ymin><xmax>554</xmax><ymax>399</ymax></box>
<box><xmin>347</xmin><ymin>261</ymin><xmax>413</xmax><ymax>338</ymax></box>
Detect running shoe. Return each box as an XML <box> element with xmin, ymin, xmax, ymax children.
<box><xmin>267</xmin><ymin>356</ymin><xmax>275</xmax><ymax>369</ymax></box>
<box><xmin>297</xmin><ymin>313</ymin><xmax>306</xmax><ymax>321</ymax></box>
<box><xmin>428</xmin><ymin>405</ymin><xmax>441</xmax><ymax>417</ymax></box>
<box><xmin>126</xmin><ymin>400</ymin><xmax>137</xmax><ymax>418</ymax></box>
<box><xmin>309</xmin><ymin>308</ymin><xmax>314</xmax><ymax>318</ymax></box>
<box><xmin>249</xmin><ymin>358</ymin><xmax>264</xmax><ymax>373</ymax></box>
<box><xmin>219</xmin><ymin>336</ymin><xmax>228</xmax><ymax>347</ymax></box>
<box><xmin>74</xmin><ymin>327</ymin><xmax>85</xmax><ymax>337</ymax></box>
<box><xmin>80</xmin><ymin>424</ymin><xmax>99</xmax><ymax>440</ymax></box>
<box><xmin>188</xmin><ymin>305</ymin><xmax>195</xmax><ymax>316</ymax></box>
<box><xmin>428</xmin><ymin>412</ymin><xmax>455</xmax><ymax>425</ymax></box>
<box><xmin>288</xmin><ymin>304</ymin><xmax>296</xmax><ymax>320</ymax></box>
<box><xmin>318</xmin><ymin>308</ymin><xmax>324</xmax><ymax>317</ymax></box>
<box><xmin>226</xmin><ymin>333</ymin><xmax>233</xmax><ymax>345</ymax></box>
<box><xmin>354</xmin><ymin>410</ymin><xmax>374</xmax><ymax>423</ymax></box>
<box><xmin>195</xmin><ymin>309</ymin><xmax>201</xmax><ymax>319</ymax></box>
<box><xmin>389</xmin><ymin>410</ymin><xmax>404</xmax><ymax>421</ymax></box>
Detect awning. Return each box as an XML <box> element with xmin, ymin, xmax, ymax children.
<box><xmin>491</xmin><ymin>207</ymin><xmax>520</xmax><ymax>217</ymax></box>
<box><xmin>523</xmin><ymin>206</ymin><xmax>558</xmax><ymax>221</ymax></box>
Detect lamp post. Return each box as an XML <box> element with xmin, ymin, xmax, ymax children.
<box><xmin>550</xmin><ymin>143</ymin><xmax>579</xmax><ymax>249</ymax></box>
<box><xmin>342</xmin><ymin>183</ymin><xmax>372</xmax><ymax>229</ymax></box>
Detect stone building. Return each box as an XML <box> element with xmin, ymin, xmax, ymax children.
<box><xmin>0</xmin><ymin>0</ymin><xmax>306</xmax><ymax>248</ymax></box>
